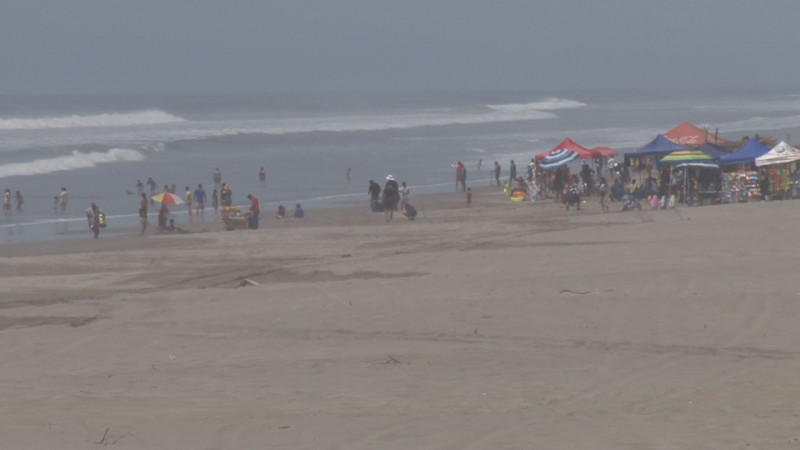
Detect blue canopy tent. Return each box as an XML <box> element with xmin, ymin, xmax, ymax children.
<box><xmin>632</xmin><ymin>134</ymin><xmax>689</xmax><ymax>158</ymax></box>
<box><xmin>693</xmin><ymin>142</ymin><xmax>731</xmax><ymax>160</ymax></box>
<box><xmin>719</xmin><ymin>138</ymin><xmax>770</xmax><ymax>166</ymax></box>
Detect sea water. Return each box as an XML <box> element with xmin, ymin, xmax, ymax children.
<box><xmin>1</xmin><ymin>89</ymin><xmax>798</xmax><ymax>244</ymax></box>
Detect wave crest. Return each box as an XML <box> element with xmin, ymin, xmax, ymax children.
<box><xmin>0</xmin><ymin>148</ymin><xmax>144</xmax><ymax>179</ymax></box>
<box><xmin>487</xmin><ymin>97</ymin><xmax>587</xmax><ymax>113</ymax></box>
<box><xmin>0</xmin><ymin>110</ymin><xmax>185</xmax><ymax>131</ymax></box>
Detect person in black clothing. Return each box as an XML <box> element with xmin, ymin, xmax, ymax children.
<box><xmin>382</xmin><ymin>175</ymin><xmax>399</xmax><ymax>222</ymax></box>
<box><xmin>368</xmin><ymin>180</ymin><xmax>381</xmax><ymax>212</ymax></box>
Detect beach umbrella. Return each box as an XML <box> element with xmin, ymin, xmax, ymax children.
<box><xmin>151</xmin><ymin>192</ymin><xmax>184</xmax><ymax>205</ymax></box>
<box><xmin>660</xmin><ymin>149</ymin><xmax>715</xmax><ymax>164</ymax></box>
<box><xmin>539</xmin><ymin>148</ymin><xmax>579</xmax><ymax>170</ymax></box>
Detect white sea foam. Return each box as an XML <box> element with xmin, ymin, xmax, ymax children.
<box><xmin>0</xmin><ymin>110</ymin><xmax>185</xmax><ymax>130</ymax></box>
<box><xmin>0</xmin><ymin>148</ymin><xmax>144</xmax><ymax>179</ymax></box>
<box><xmin>487</xmin><ymin>98</ymin><xmax>587</xmax><ymax>113</ymax></box>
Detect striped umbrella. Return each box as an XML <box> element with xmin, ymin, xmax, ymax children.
<box><xmin>539</xmin><ymin>148</ymin><xmax>579</xmax><ymax>170</ymax></box>
<box><xmin>660</xmin><ymin>149</ymin><xmax>714</xmax><ymax>164</ymax></box>
<box><xmin>151</xmin><ymin>192</ymin><xmax>184</xmax><ymax>205</ymax></box>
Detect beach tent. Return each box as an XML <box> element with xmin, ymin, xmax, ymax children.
<box><xmin>719</xmin><ymin>137</ymin><xmax>770</xmax><ymax>166</ymax></box>
<box><xmin>664</xmin><ymin>121</ymin><xmax>726</xmax><ymax>146</ymax></box>
<box><xmin>755</xmin><ymin>141</ymin><xmax>800</xmax><ymax>167</ymax></box>
<box><xmin>693</xmin><ymin>142</ymin><xmax>731</xmax><ymax>160</ymax></box>
<box><xmin>632</xmin><ymin>134</ymin><xmax>688</xmax><ymax>158</ymax></box>
<box><xmin>589</xmin><ymin>146</ymin><xmax>617</xmax><ymax>158</ymax></box>
<box><xmin>660</xmin><ymin>149</ymin><xmax>715</xmax><ymax>164</ymax></box>
<box><xmin>535</xmin><ymin>138</ymin><xmax>593</xmax><ymax>170</ymax></box>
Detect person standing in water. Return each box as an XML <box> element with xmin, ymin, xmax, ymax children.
<box><xmin>59</xmin><ymin>187</ymin><xmax>68</xmax><ymax>213</ymax></box>
<box><xmin>213</xmin><ymin>168</ymin><xmax>222</xmax><ymax>188</ymax></box>
<box><xmin>346</xmin><ymin>167</ymin><xmax>351</xmax><ymax>185</ymax></box>
<box><xmin>14</xmin><ymin>191</ymin><xmax>23</xmax><ymax>211</ymax></box>
<box><xmin>258</xmin><ymin>167</ymin><xmax>266</xmax><ymax>187</ymax></box>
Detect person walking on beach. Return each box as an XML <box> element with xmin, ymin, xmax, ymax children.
<box><xmin>346</xmin><ymin>167</ymin><xmax>351</xmax><ymax>185</ymax></box>
<box><xmin>184</xmin><ymin>186</ymin><xmax>193</xmax><ymax>222</ymax></box>
<box><xmin>598</xmin><ymin>177</ymin><xmax>609</xmax><ymax>212</ymax></box>
<box><xmin>2</xmin><ymin>189</ymin><xmax>11</xmax><ymax>219</ymax></box>
<box><xmin>383</xmin><ymin>175</ymin><xmax>399</xmax><ymax>222</ymax></box>
<box><xmin>139</xmin><ymin>193</ymin><xmax>148</xmax><ymax>235</ymax></box>
<box><xmin>59</xmin><ymin>187</ymin><xmax>68</xmax><ymax>213</ymax></box>
<box><xmin>509</xmin><ymin>160</ymin><xmax>517</xmax><ymax>184</ymax></box>
<box><xmin>494</xmin><ymin>161</ymin><xmax>501</xmax><ymax>187</ymax></box>
<box><xmin>258</xmin><ymin>167</ymin><xmax>266</xmax><ymax>187</ymax></box>
<box><xmin>477</xmin><ymin>159</ymin><xmax>482</xmax><ymax>172</ymax></box>
<box><xmin>246</xmin><ymin>194</ymin><xmax>260</xmax><ymax>229</ymax></box>
<box><xmin>460</xmin><ymin>164</ymin><xmax>467</xmax><ymax>192</ymax></box>
<box><xmin>89</xmin><ymin>202</ymin><xmax>101</xmax><ymax>239</ymax></box>
<box><xmin>14</xmin><ymin>190</ymin><xmax>23</xmax><ymax>212</ymax></box>
<box><xmin>194</xmin><ymin>183</ymin><xmax>206</xmax><ymax>222</ymax></box>
<box><xmin>368</xmin><ymin>180</ymin><xmax>381</xmax><ymax>212</ymax></box>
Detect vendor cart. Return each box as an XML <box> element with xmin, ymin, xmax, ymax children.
<box><xmin>220</xmin><ymin>205</ymin><xmax>250</xmax><ymax>230</ymax></box>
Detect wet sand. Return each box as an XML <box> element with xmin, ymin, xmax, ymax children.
<box><xmin>2</xmin><ymin>187</ymin><xmax>800</xmax><ymax>449</ymax></box>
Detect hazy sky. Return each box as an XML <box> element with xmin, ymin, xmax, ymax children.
<box><xmin>1</xmin><ymin>0</ymin><xmax>798</xmax><ymax>94</ymax></box>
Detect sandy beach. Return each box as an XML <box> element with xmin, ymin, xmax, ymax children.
<box><xmin>2</xmin><ymin>187</ymin><xmax>800</xmax><ymax>449</ymax></box>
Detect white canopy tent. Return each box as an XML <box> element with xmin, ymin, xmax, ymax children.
<box><xmin>755</xmin><ymin>141</ymin><xmax>800</xmax><ymax>167</ymax></box>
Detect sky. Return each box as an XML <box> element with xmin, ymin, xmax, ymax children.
<box><xmin>1</xmin><ymin>0</ymin><xmax>799</xmax><ymax>94</ymax></box>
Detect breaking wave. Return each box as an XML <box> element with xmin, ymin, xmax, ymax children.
<box><xmin>0</xmin><ymin>148</ymin><xmax>144</xmax><ymax>179</ymax></box>
<box><xmin>487</xmin><ymin>98</ymin><xmax>587</xmax><ymax>113</ymax></box>
<box><xmin>0</xmin><ymin>110</ymin><xmax>186</xmax><ymax>130</ymax></box>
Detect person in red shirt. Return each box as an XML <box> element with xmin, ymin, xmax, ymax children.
<box><xmin>455</xmin><ymin>161</ymin><xmax>463</xmax><ymax>192</ymax></box>
<box><xmin>246</xmin><ymin>194</ymin><xmax>260</xmax><ymax>229</ymax></box>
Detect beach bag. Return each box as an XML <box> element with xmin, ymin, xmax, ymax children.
<box><xmin>97</xmin><ymin>211</ymin><xmax>107</xmax><ymax>228</ymax></box>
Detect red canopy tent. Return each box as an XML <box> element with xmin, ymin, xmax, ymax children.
<box><xmin>663</xmin><ymin>122</ymin><xmax>725</xmax><ymax>147</ymax></box>
<box><xmin>535</xmin><ymin>137</ymin><xmax>593</xmax><ymax>161</ymax></box>
<box><xmin>589</xmin><ymin>146</ymin><xmax>617</xmax><ymax>158</ymax></box>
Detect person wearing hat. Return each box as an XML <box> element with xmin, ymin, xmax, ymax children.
<box><xmin>382</xmin><ymin>175</ymin><xmax>399</xmax><ymax>222</ymax></box>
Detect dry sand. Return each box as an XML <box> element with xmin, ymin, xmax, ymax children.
<box><xmin>2</xmin><ymin>187</ymin><xmax>800</xmax><ymax>449</ymax></box>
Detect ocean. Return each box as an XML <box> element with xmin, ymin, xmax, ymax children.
<box><xmin>1</xmin><ymin>89</ymin><xmax>799</xmax><ymax>244</ymax></box>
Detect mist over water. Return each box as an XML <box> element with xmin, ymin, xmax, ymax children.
<box><xmin>1</xmin><ymin>89</ymin><xmax>799</xmax><ymax>243</ymax></box>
